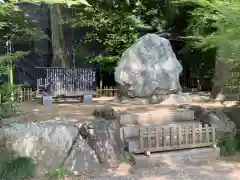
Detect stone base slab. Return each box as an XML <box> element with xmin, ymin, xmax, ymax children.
<box><xmin>119</xmin><ymin>108</ymin><xmax>195</xmax><ymax>126</ymax></box>
<box><xmin>130</xmin><ymin>147</ymin><xmax>220</xmax><ymax>168</ymax></box>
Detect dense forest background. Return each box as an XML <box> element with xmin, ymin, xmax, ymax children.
<box><xmin>0</xmin><ymin>0</ymin><xmax>239</xmax><ymax>101</ymax></box>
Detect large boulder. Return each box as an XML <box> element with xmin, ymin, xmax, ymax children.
<box><xmin>115</xmin><ymin>33</ymin><xmax>182</xmax><ymax>101</ymax></box>
<box><xmin>2</xmin><ymin>120</ymin><xmax>100</xmax><ymax>175</ymax></box>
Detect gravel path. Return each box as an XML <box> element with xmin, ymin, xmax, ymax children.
<box><xmin>79</xmin><ymin>161</ymin><xmax>240</xmax><ymax>180</ymax></box>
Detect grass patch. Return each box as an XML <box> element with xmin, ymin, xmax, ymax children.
<box><xmin>45</xmin><ymin>168</ymin><xmax>70</xmax><ymax>180</ymax></box>
<box><xmin>218</xmin><ymin>132</ymin><xmax>240</xmax><ymax>156</ymax></box>
<box><xmin>0</xmin><ymin>153</ymin><xmax>36</xmax><ymax>180</ymax></box>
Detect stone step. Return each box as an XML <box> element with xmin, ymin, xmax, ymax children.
<box><xmin>130</xmin><ymin>147</ymin><xmax>220</xmax><ymax>168</ymax></box>
<box><xmin>119</xmin><ymin>108</ymin><xmax>195</xmax><ymax>126</ymax></box>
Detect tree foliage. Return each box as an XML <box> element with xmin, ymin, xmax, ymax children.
<box><xmin>75</xmin><ymin>0</ymin><xmax>179</xmax><ymax>72</ymax></box>
<box><xmin>176</xmin><ymin>0</ymin><xmax>240</xmax><ymax>53</ymax></box>
<box><xmin>0</xmin><ymin>0</ymin><xmax>90</xmax><ymax>119</ymax></box>
<box><xmin>0</xmin><ymin>0</ymin><xmax>90</xmax><ymax>70</ymax></box>
<box><xmin>175</xmin><ymin>0</ymin><xmax>240</xmax><ymax>95</ymax></box>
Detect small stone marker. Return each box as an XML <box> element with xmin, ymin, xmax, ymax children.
<box><xmin>84</xmin><ymin>94</ymin><xmax>93</xmax><ymax>105</ymax></box>
<box><xmin>42</xmin><ymin>95</ymin><xmax>53</xmax><ymax>105</ymax></box>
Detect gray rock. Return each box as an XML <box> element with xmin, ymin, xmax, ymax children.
<box><xmin>209</xmin><ymin>108</ymin><xmax>236</xmax><ymax>133</ymax></box>
<box><xmin>1</xmin><ymin>114</ymin><xmax>28</xmax><ymax>126</ymax></box>
<box><xmin>115</xmin><ymin>33</ymin><xmax>182</xmax><ymax>100</ymax></box>
<box><xmin>82</xmin><ymin>119</ymin><xmax>124</xmax><ymax>168</ymax></box>
<box><xmin>183</xmin><ymin>105</ymin><xmax>236</xmax><ymax>134</ymax></box>
<box><xmin>3</xmin><ymin>121</ymin><xmax>100</xmax><ymax>175</ymax></box>
<box><xmin>92</xmin><ymin>105</ymin><xmax>117</xmax><ymax>120</ymax></box>
<box><xmin>63</xmin><ymin>136</ymin><xmax>100</xmax><ymax>174</ymax></box>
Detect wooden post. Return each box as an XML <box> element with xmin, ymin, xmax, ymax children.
<box><xmin>163</xmin><ymin>127</ymin><xmax>167</xmax><ymax>147</ymax></box>
<box><xmin>30</xmin><ymin>88</ymin><xmax>32</xmax><ymax>101</ymax></box>
<box><xmin>205</xmin><ymin>124</ymin><xmax>210</xmax><ymax>143</ymax></box>
<box><xmin>109</xmin><ymin>86</ymin><xmax>111</xmax><ymax>97</ymax></box>
<box><xmin>100</xmin><ymin>74</ymin><xmax>103</xmax><ymax>97</ymax></box>
<box><xmin>140</xmin><ymin>127</ymin><xmax>144</xmax><ymax>150</ymax></box>
<box><xmin>170</xmin><ymin>126</ymin><xmax>175</xmax><ymax>146</ymax></box>
<box><xmin>212</xmin><ymin>125</ymin><xmax>216</xmax><ymax>143</ymax></box>
<box><xmin>156</xmin><ymin>127</ymin><xmax>159</xmax><ymax>148</ymax></box>
<box><xmin>178</xmin><ymin>126</ymin><xmax>181</xmax><ymax>146</ymax></box>
<box><xmin>199</xmin><ymin>124</ymin><xmax>203</xmax><ymax>144</ymax></box>
<box><xmin>192</xmin><ymin>125</ymin><xmax>196</xmax><ymax>145</ymax></box>
<box><xmin>19</xmin><ymin>89</ymin><xmax>23</xmax><ymax>102</ymax></box>
<box><xmin>184</xmin><ymin>126</ymin><xmax>188</xmax><ymax>144</ymax></box>
<box><xmin>104</xmin><ymin>86</ymin><xmax>106</xmax><ymax>96</ymax></box>
<box><xmin>147</xmin><ymin>127</ymin><xmax>151</xmax><ymax>149</ymax></box>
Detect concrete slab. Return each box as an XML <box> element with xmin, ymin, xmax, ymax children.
<box><xmin>131</xmin><ymin>147</ymin><xmax>220</xmax><ymax>168</ymax></box>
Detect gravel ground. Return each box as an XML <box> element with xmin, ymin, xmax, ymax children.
<box><xmin>37</xmin><ymin>162</ymin><xmax>240</xmax><ymax>180</ymax></box>
<box><xmin>77</xmin><ymin>160</ymin><xmax>240</xmax><ymax>180</ymax></box>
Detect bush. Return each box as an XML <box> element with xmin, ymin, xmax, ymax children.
<box><xmin>218</xmin><ymin>132</ymin><xmax>240</xmax><ymax>156</ymax></box>
<box><xmin>45</xmin><ymin>168</ymin><xmax>70</xmax><ymax>180</ymax></box>
<box><xmin>0</xmin><ymin>100</ymin><xmax>17</xmax><ymax>119</ymax></box>
<box><xmin>0</xmin><ymin>83</ymin><xmax>19</xmax><ymax>118</ymax></box>
<box><xmin>0</xmin><ymin>152</ymin><xmax>36</xmax><ymax>180</ymax></box>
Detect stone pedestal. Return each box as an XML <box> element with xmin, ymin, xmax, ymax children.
<box><xmin>119</xmin><ymin>108</ymin><xmax>195</xmax><ymax>126</ymax></box>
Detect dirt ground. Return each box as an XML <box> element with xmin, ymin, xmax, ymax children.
<box><xmin>17</xmin><ymin>95</ymin><xmax>240</xmax><ymax>179</ymax></box>
<box><xmin>44</xmin><ymin>154</ymin><xmax>240</xmax><ymax>180</ymax></box>
<box><xmin>18</xmin><ymin>95</ymin><xmax>233</xmax><ymax>124</ymax></box>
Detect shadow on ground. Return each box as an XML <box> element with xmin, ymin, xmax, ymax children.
<box><xmin>83</xmin><ymin>155</ymin><xmax>240</xmax><ymax>180</ymax></box>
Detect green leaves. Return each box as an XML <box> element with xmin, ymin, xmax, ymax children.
<box><xmin>17</xmin><ymin>0</ymin><xmax>90</xmax><ymax>7</ymax></box>
<box><xmin>76</xmin><ymin>0</ymin><xmax>177</xmax><ymax>72</ymax></box>
<box><xmin>0</xmin><ymin>155</ymin><xmax>36</xmax><ymax>180</ymax></box>
<box><xmin>175</xmin><ymin>0</ymin><xmax>240</xmax><ymax>50</ymax></box>
<box><xmin>0</xmin><ymin>51</ymin><xmax>28</xmax><ymax>76</ymax></box>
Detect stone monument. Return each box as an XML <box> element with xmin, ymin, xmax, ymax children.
<box><xmin>115</xmin><ymin>33</ymin><xmax>183</xmax><ymax>104</ymax></box>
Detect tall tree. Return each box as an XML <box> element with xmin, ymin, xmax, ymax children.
<box><xmin>175</xmin><ymin>0</ymin><xmax>240</xmax><ymax>100</ymax></box>
<box><xmin>0</xmin><ymin>1</ymin><xmax>37</xmax><ymax>78</ymax></box>
<box><xmin>0</xmin><ymin>0</ymin><xmax>90</xmax><ymax>69</ymax></box>
<box><xmin>23</xmin><ymin>0</ymin><xmax>90</xmax><ymax>67</ymax></box>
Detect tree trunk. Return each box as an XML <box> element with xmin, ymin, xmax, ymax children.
<box><xmin>210</xmin><ymin>48</ymin><xmax>232</xmax><ymax>101</ymax></box>
<box><xmin>49</xmin><ymin>4</ymin><xmax>69</xmax><ymax>67</ymax></box>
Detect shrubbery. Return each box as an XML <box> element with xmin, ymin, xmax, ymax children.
<box><xmin>0</xmin><ymin>151</ymin><xmax>36</xmax><ymax>180</ymax></box>
<box><xmin>218</xmin><ymin>132</ymin><xmax>240</xmax><ymax>156</ymax></box>
<box><xmin>0</xmin><ymin>83</ymin><xmax>20</xmax><ymax>119</ymax></box>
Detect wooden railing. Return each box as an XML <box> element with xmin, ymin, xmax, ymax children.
<box><xmin>0</xmin><ymin>86</ymin><xmax>119</xmax><ymax>103</ymax></box>
<box><xmin>121</xmin><ymin>123</ymin><xmax>216</xmax><ymax>154</ymax></box>
<box><xmin>97</xmin><ymin>86</ymin><xmax>118</xmax><ymax>97</ymax></box>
